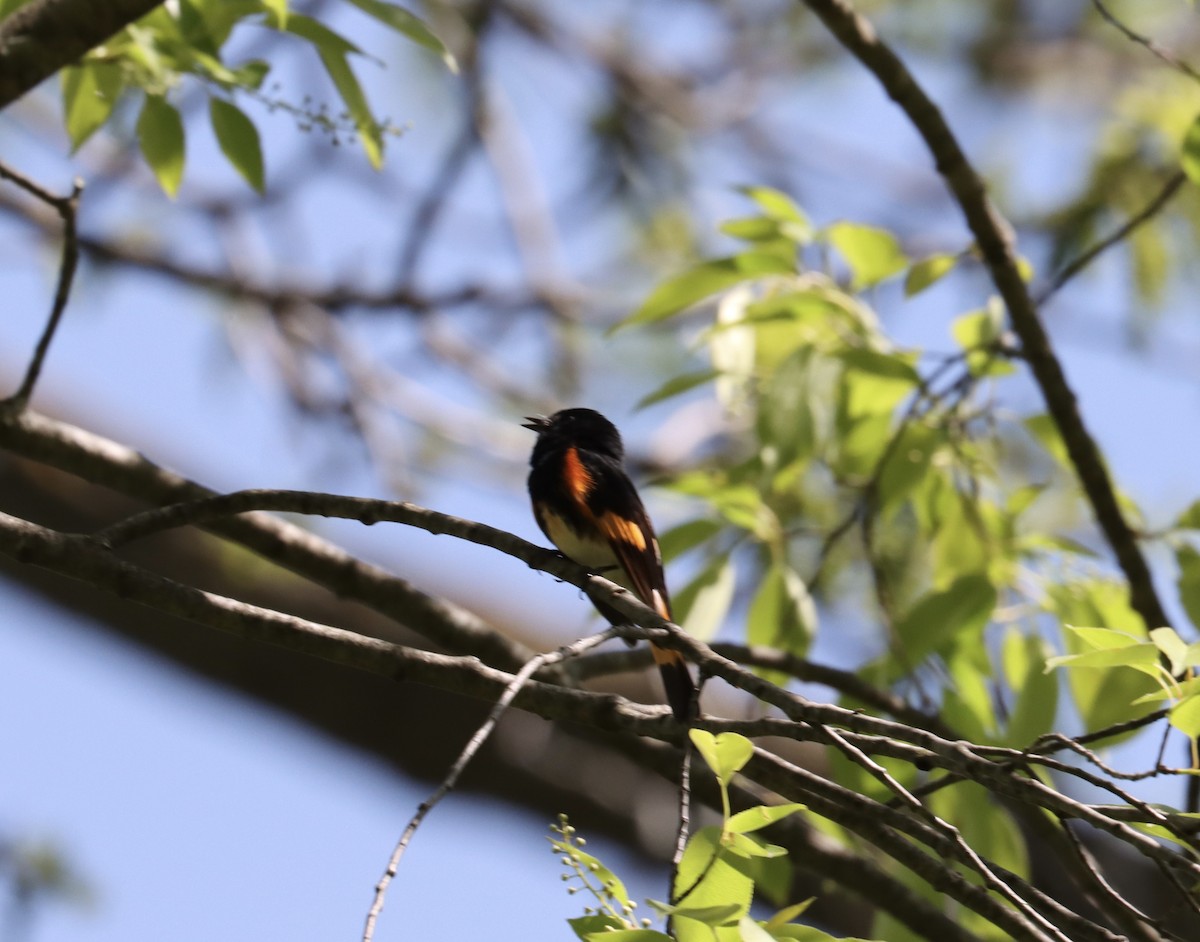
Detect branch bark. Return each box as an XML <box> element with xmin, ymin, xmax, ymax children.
<box><xmin>0</xmin><ymin>0</ymin><xmax>165</xmax><ymax>110</ymax></box>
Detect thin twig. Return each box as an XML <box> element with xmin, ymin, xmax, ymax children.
<box><xmin>0</xmin><ymin>164</ymin><xmax>84</xmax><ymax>412</ymax></box>
<box><xmin>1090</xmin><ymin>0</ymin><xmax>1200</xmax><ymax>84</ymax></box>
<box><xmin>1037</xmin><ymin>171</ymin><xmax>1187</xmax><ymax>305</ymax></box>
<box><xmin>361</xmin><ymin>627</ymin><xmax>621</xmax><ymax>942</ymax></box>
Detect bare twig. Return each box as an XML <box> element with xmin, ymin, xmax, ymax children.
<box><xmin>1090</xmin><ymin>0</ymin><xmax>1200</xmax><ymax>84</ymax></box>
<box><xmin>1037</xmin><ymin>171</ymin><xmax>1188</xmax><ymax>305</ymax></box>
<box><xmin>0</xmin><ymin>164</ymin><xmax>83</xmax><ymax>413</ymax></box>
<box><xmin>361</xmin><ymin>627</ymin><xmax>621</xmax><ymax>942</ymax></box>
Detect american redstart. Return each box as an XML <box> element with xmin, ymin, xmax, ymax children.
<box><xmin>524</xmin><ymin>408</ymin><xmax>697</xmax><ymax>722</ymax></box>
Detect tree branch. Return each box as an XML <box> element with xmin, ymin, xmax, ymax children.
<box><xmin>0</xmin><ymin>163</ymin><xmax>83</xmax><ymax>412</ymax></box>
<box><xmin>0</xmin><ymin>0</ymin><xmax>164</xmax><ymax>110</ymax></box>
<box><xmin>0</xmin><ymin>410</ymin><xmax>534</xmax><ymax>671</ymax></box>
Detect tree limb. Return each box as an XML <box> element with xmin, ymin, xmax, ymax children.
<box><xmin>0</xmin><ymin>0</ymin><xmax>164</xmax><ymax>110</ymax></box>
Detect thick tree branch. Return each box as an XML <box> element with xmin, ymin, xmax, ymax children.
<box><xmin>0</xmin><ymin>0</ymin><xmax>164</xmax><ymax>110</ymax></box>
<box><xmin>3</xmin><ymin>499</ymin><xmax>1195</xmax><ymax>936</ymax></box>
<box><xmin>796</xmin><ymin>0</ymin><xmax>1171</xmax><ymax>631</ymax></box>
<box><xmin>0</xmin><ymin>409</ymin><xmax>534</xmax><ymax>671</ymax></box>
<box><xmin>81</xmin><ymin>487</ymin><xmax>1200</xmax><ymax>879</ymax></box>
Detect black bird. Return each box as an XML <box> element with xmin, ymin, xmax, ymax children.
<box><xmin>524</xmin><ymin>408</ymin><xmax>696</xmax><ymax>722</ymax></box>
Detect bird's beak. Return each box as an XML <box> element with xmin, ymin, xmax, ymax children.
<box><xmin>522</xmin><ymin>415</ymin><xmax>550</xmax><ymax>431</ymax></box>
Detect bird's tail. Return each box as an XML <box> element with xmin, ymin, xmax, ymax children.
<box><xmin>651</xmin><ymin>644</ymin><xmax>697</xmax><ymax>723</ymax></box>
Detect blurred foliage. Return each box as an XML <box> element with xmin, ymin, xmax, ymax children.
<box><xmin>34</xmin><ymin>0</ymin><xmax>456</xmax><ymax>193</ymax></box>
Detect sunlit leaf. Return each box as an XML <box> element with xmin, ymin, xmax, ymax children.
<box><xmin>61</xmin><ymin>61</ymin><xmax>124</xmax><ymax>151</ymax></box>
<box><xmin>1170</xmin><ymin>694</ymin><xmax>1200</xmax><ymax>738</ymax></box>
<box><xmin>904</xmin><ymin>253</ymin><xmax>957</xmax><ymax>296</ymax></box>
<box><xmin>1045</xmin><ymin>644</ymin><xmax>1161</xmax><ymax>673</ymax></box>
<box><xmin>570</xmin><ymin>915</ymin><xmax>628</xmax><ymax>939</ymax></box>
<box><xmin>622</xmin><ymin>253</ymin><xmax>796</xmax><ymax>329</ymax></box>
<box><xmin>672</xmin><ymin>826</ymin><xmax>754</xmax><ymax>942</ymax></box>
<box><xmin>726</xmin><ymin>803</ymin><xmax>806</xmax><ymax>834</ymax></box>
<box><xmin>1174</xmin><ymin>498</ymin><xmax>1200</xmax><ymax>530</ymax></box>
<box><xmin>689</xmin><ymin>730</ymin><xmax>754</xmax><ymax>785</ymax></box>
<box><xmin>1151</xmin><ymin>626</ymin><xmax>1189</xmax><ymax>677</ymax></box>
<box><xmin>581</xmin><ymin>930</ymin><xmax>673</xmax><ymax>942</ymax></box>
<box><xmin>826</xmin><ymin>221</ymin><xmax>906</xmax><ymax>289</ymax></box>
<box><xmin>137</xmin><ymin>94</ymin><xmax>186</xmax><ymax>197</ymax></box>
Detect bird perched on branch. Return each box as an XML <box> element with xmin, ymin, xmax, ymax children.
<box><xmin>524</xmin><ymin>408</ymin><xmax>696</xmax><ymax>722</ymax></box>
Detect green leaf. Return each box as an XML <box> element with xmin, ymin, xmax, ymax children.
<box><xmin>1170</xmin><ymin>694</ymin><xmax>1200</xmax><ymax>738</ymax></box>
<box><xmin>1175</xmin><ymin>498</ymin><xmax>1200</xmax><ymax>531</ymax></box>
<box><xmin>726</xmin><ymin>803</ymin><xmax>806</xmax><ymax>834</ymax></box>
<box><xmin>746</xmin><ymin>563</ymin><xmax>816</xmax><ymax>662</ymax></box>
<box><xmin>764</xmin><ymin>900</ymin><xmax>815</xmax><ymax>929</ymax></box>
<box><xmin>285</xmin><ymin>13</ymin><xmax>361</xmax><ymax>55</ymax></box>
<box><xmin>734</xmin><ymin>185</ymin><xmax>812</xmax><ymax>243</ymax></box>
<box><xmin>951</xmin><ymin>300</ymin><xmax>1012</xmax><ymax>376</ymax></box>
<box><xmin>1177</xmin><ymin>545</ymin><xmax>1200</xmax><ymax>632</ymax></box>
<box><xmin>61</xmin><ymin>62</ymin><xmax>123</xmax><ymax>151</ymax></box>
<box><xmin>209</xmin><ymin>98</ymin><xmax>264</xmax><ymax>192</ymax></box>
<box><xmin>1024</xmin><ymin>414</ymin><xmax>1071</xmax><ymax>468</ymax></box>
<box><xmin>725</xmin><ymin>829</ymin><xmax>787</xmax><ymax>856</ymax></box>
<box><xmin>260</xmin><ymin>0</ymin><xmax>288</xmax><ymax>28</ymax></box>
<box><xmin>286</xmin><ymin>15</ymin><xmax>383</xmax><ymax>167</ymax></box>
<box><xmin>137</xmin><ymin>95</ymin><xmax>185</xmax><ymax>197</ymax></box>
<box><xmin>674</xmin><ymin>558</ymin><xmax>737</xmax><ymax>642</ymax></box>
<box><xmin>1151</xmin><ymin>626</ymin><xmax>1189</xmax><ymax>677</ymax></box>
<box><xmin>672</xmin><ymin>826</ymin><xmax>754</xmax><ymax>942</ymax></box>
<box><xmin>1002</xmin><ymin>631</ymin><xmax>1059</xmax><ymax>747</ymax></box>
<box><xmin>582</xmin><ymin>931</ymin><xmax>673</xmax><ymax>942</ymax></box>
<box><xmin>690</xmin><ymin>731</ymin><xmax>754</xmax><ymax>785</ymax></box>
<box><xmin>570</xmin><ymin>915</ymin><xmax>628</xmax><ymax>939</ymax></box>
<box><xmin>1182</xmin><ymin>112</ymin><xmax>1200</xmax><ymax>187</ymax></box>
<box><xmin>653</xmin><ymin>902</ymin><xmax>743</xmax><ymax>925</ymax></box>
<box><xmin>658</xmin><ymin>519</ymin><xmax>722</xmax><ymax>563</ymax></box>
<box><xmin>342</xmin><ymin>0</ymin><xmax>457</xmax><ymax>71</ymax></box>
<box><xmin>738</xmin><ymin>916</ymin><xmax>777</xmax><ymax>942</ymax></box>
<box><xmin>738</xmin><ymin>186</ymin><xmax>809</xmax><ymax>225</ymax></box>
<box><xmin>637</xmin><ymin>369</ymin><xmax>720</xmax><ymax>410</ymax></box>
<box><xmin>1046</xmin><ymin>643</ymin><xmax>1162</xmax><ymax>673</ymax></box>
<box><xmin>1065</xmin><ymin>624</ymin><xmax>1148</xmax><ymax>650</ymax></box>
<box><xmin>825</xmin><ymin>222</ymin><xmax>906</xmax><ymax>289</ymax></box>
<box><xmin>895</xmin><ymin>574</ymin><xmax>996</xmax><ymax>665</ymax></box>
<box><xmin>876</xmin><ymin>422</ymin><xmax>941</xmax><ymax>512</ymax></box>
<box><xmin>903</xmin><ymin>253</ymin><xmax>957</xmax><ymax>296</ymax></box>
<box><xmin>622</xmin><ymin>253</ymin><xmax>796</xmax><ymax>329</ymax></box>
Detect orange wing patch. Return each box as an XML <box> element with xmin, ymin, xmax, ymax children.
<box><xmin>597</xmin><ymin>511</ymin><xmax>647</xmax><ymax>552</ymax></box>
<box><xmin>562</xmin><ymin>446</ymin><xmax>595</xmax><ymax>504</ymax></box>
